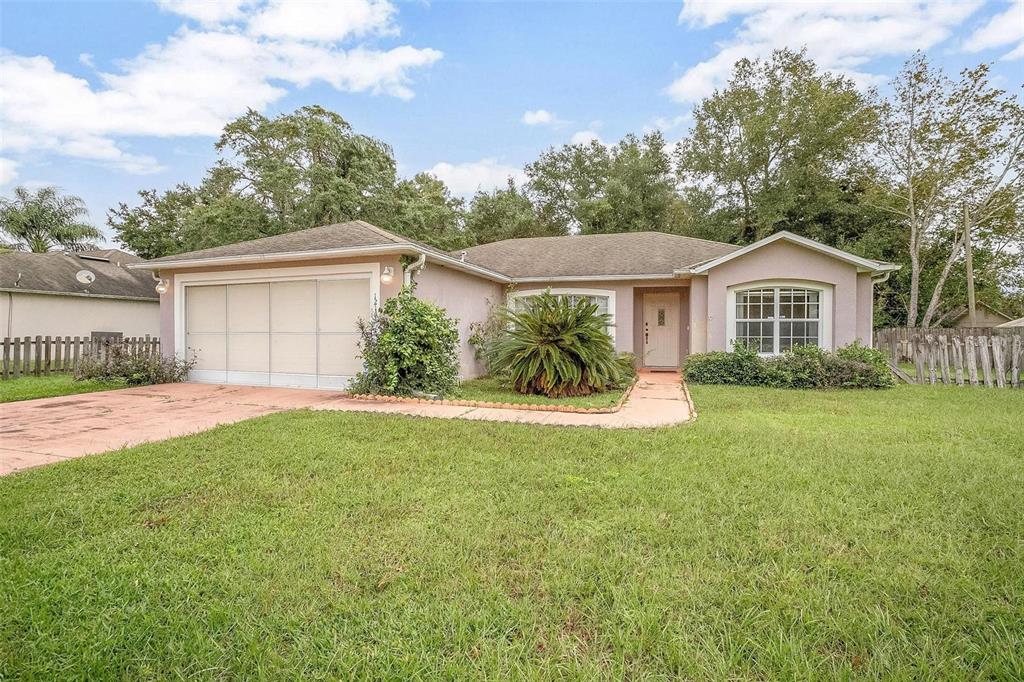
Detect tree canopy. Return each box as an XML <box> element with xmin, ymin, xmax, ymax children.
<box><xmin>0</xmin><ymin>186</ymin><xmax>102</xmax><ymax>253</ymax></box>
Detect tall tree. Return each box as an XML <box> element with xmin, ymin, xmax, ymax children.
<box><xmin>384</xmin><ymin>173</ymin><xmax>465</xmax><ymax>250</ymax></box>
<box><xmin>525</xmin><ymin>132</ymin><xmax>679</xmax><ymax>235</ymax></box>
<box><xmin>868</xmin><ymin>54</ymin><xmax>1024</xmax><ymax>327</ymax></box>
<box><xmin>675</xmin><ymin>48</ymin><xmax>876</xmax><ymax>244</ymax></box>
<box><xmin>0</xmin><ymin>186</ymin><xmax>102</xmax><ymax>253</ymax></box>
<box><xmin>464</xmin><ymin>179</ymin><xmax>555</xmax><ymax>244</ymax></box>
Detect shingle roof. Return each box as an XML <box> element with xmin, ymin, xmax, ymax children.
<box><xmin>0</xmin><ymin>249</ymin><xmax>157</xmax><ymax>299</ymax></box>
<box><xmin>143</xmin><ymin>220</ymin><xmax>407</xmax><ymax>265</ymax></box>
<box><xmin>456</xmin><ymin>231</ymin><xmax>741</xmax><ymax>278</ymax></box>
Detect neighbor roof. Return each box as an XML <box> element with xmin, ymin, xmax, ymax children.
<box><xmin>996</xmin><ymin>316</ymin><xmax>1024</xmax><ymax>328</ymax></box>
<box><xmin>0</xmin><ymin>249</ymin><xmax>157</xmax><ymax>300</ymax></box>
<box><xmin>457</xmin><ymin>232</ymin><xmax>740</xmax><ymax>279</ymax></box>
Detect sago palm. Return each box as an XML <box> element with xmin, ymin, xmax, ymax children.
<box><xmin>489</xmin><ymin>291</ymin><xmax>622</xmax><ymax>397</ymax></box>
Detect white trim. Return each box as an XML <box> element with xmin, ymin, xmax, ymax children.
<box><xmin>684</xmin><ymin>231</ymin><xmax>899</xmax><ymax>275</ymax></box>
<box><xmin>513</xmin><ymin>273</ymin><xmax>681</xmax><ymax>283</ymax></box>
<box><xmin>509</xmin><ymin>287</ymin><xmax>617</xmax><ymax>342</ymax></box>
<box><xmin>726</xmin><ymin>279</ymin><xmax>834</xmax><ymax>353</ymax></box>
<box><xmin>174</xmin><ymin>262</ymin><xmax>379</xmax><ymax>389</ymax></box>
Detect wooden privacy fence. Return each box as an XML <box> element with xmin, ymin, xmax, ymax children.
<box><xmin>876</xmin><ymin>326</ymin><xmax>1023</xmax><ymax>363</ymax></box>
<box><xmin>887</xmin><ymin>332</ymin><xmax>1022</xmax><ymax>388</ymax></box>
<box><xmin>1</xmin><ymin>336</ymin><xmax>160</xmax><ymax>380</ymax></box>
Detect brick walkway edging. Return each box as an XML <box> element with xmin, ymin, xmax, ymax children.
<box><xmin>341</xmin><ymin>376</ymin><xmax>640</xmax><ymax>414</ymax></box>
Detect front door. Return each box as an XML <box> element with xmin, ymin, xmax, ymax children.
<box><xmin>643</xmin><ymin>292</ymin><xmax>680</xmax><ymax>367</ymax></box>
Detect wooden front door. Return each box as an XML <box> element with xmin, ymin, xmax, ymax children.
<box><xmin>643</xmin><ymin>292</ymin><xmax>680</xmax><ymax>367</ymax></box>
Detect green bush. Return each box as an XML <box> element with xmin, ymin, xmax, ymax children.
<box><xmin>488</xmin><ymin>291</ymin><xmax>623</xmax><ymax>398</ymax></box>
<box><xmin>685</xmin><ymin>342</ymin><xmax>895</xmax><ymax>389</ymax></box>
<box><xmin>75</xmin><ymin>345</ymin><xmax>194</xmax><ymax>386</ymax></box>
<box><xmin>351</xmin><ymin>286</ymin><xmax>460</xmax><ymax>397</ymax></box>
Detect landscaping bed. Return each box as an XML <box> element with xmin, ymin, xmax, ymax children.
<box><xmin>2</xmin><ymin>385</ymin><xmax>1022</xmax><ymax>678</ymax></box>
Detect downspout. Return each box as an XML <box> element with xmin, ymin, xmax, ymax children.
<box><xmin>404</xmin><ymin>253</ymin><xmax>426</xmax><ymax>286</ymax></box>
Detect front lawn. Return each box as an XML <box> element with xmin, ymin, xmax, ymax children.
<box><xmin>455</xmin><ymin>376</ymin><xmax>628</xmax><ymax>408</ymax></box>
<box><xmin>2</xmin><ymin>385</ymin><xmax>1022</xmax><ymax>678</ymax></box>
<box><xmin>0</xmin><ymin>374</ymin><xmax>125</xmax><ymax>403</ymax></box>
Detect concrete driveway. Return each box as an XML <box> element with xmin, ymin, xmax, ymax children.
<box><xmin>1</xmin><ymin>373</ymin><xmax>692</xmax><ymax>476</ymax></box>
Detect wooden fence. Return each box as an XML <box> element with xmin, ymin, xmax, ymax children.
<box><xmin>1</xmin><ymin>336</ymin><xmax>160</xmax><ymax>380</ymax></box>
<box><xmin>878</xmin><ymin>331</ymin><xmax>1022</xmax><ymax>388</ymax></box>
<box><xmin>875</xmin><ymin>326</ymin><xmax>1023</xmax><ymax>363</ymax></box>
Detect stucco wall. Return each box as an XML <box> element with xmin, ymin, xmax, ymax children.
<box><xmin>413</xmin><ymin>263</ymin><xmax>505</xmax><ymax>379</ymax></box>
<box><xmin>2</xmin><ymin>291</ymin><xmax>159</xmax><ymax>338</ymax></box>
<box><xmin>700</xmin><ymin>240</ymin><xmax>872</xmax><ymax>351</ymax></box>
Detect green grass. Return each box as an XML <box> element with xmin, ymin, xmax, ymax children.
<box><xmin>0</xmin><ymin>374</ymin><xmax>125</xmax><ymax>403</ymax></box>
<box><xmin>2</xmin><ymin>385</ymin><xmax>1022</xmax><ymax>679</ymax></box>
<box><xmin>455</xmin><ymin>376</ymin><xmax>628</xmax><ymax>408</ymax></box>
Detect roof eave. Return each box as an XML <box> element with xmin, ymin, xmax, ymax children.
<box><xmin>0</xmin><ymin>287</ymin><xmax>159</xmax><ymax>302</ymax></box>
<box><xmin>512</xmin><ymin>273</ymin><xmax>686</xmax><ymax>283</ymax></box>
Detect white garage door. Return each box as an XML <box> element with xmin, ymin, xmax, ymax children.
<box><xmin>185</xmin><ymin>277</ymin><xmax>371</xmax><ymax>389</ymax></box>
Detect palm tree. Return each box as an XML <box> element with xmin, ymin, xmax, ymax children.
<box><xmin>0</xmin><ymin>186</ymin><xmax>103</xmax><ymax>252</ymax></box>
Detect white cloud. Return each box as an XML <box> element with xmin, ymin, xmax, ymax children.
<box><xmin>522</xmin><ymin>109</ymin><xmax>559</xmax><ymax>125</ymax></box>
<box><xmin>0</xmin><ymin>158</ymin><xmax>19</xmax><ymax>185</ymax></box>
<box><xmin>570</xmin><ymin>130</ymin><xmax>604</xmax><ymax>145</ymax></box>
<box><xmin>156</xmin><ymin>0</ymin><xmax>248</xmax><ymax>24</ymax></box>
<box><xmin>668</xmin><ymin>1</ymin><xmax>984</xmax><ymax>102</ymax></box>
<box><xmin>248</xmin><ymin>0</ymin><xmax>396</xmax><ymax>42</ymax></box>
<box><xmin>425</xmin><ymin>159</ymin><xmax>526</xmax><ymax>197</ymax></box>
<box><xmin>963</xmin><ymin>0</ymin><xmax>1024</xmax><ymax>60</ymax></box>
<box><xmin>0</xmin><ymin>0</ymin><xmax>441</xmax><ymax>174</ymax></box>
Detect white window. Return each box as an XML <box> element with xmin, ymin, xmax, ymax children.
<box><xmin>509</xmin><ymin>288</ymin><xmax>616</xmax><ymax>340</ymax></box>
<box><xmin>728</xmin><ymin>282</ymin><xmax>831</xmax><ymax>354</ymax></box>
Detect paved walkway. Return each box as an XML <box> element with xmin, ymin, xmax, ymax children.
<box><xmin>0</xmin><ymin>371</ymin><xmax>691</xmax><ymax>475</ymax></box>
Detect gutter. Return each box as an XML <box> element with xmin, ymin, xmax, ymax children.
<box><xmin>0</xmin><ymin>288</ymin><xmax>159</xmax><ymax>302</ymax></box>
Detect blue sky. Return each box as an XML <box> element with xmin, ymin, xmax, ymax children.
<box><xmin>1</xmin><ymin>0</ymin><xmax>1022</xmax><ymax>246</ymax></box>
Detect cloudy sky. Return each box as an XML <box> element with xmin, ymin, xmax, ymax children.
<box><xmin>1</xmin><ymin>0</ymin><xmax>1021</xmax><ymax>245</ymax></box>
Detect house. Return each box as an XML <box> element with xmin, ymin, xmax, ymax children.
<box><xmin>943</xmin><ymin>302</ymin><xmax>1014</xmax><ymax>328</ymax></box>
<box><xmin>0</xmin><ymin>249</ymin><xmax>160</xmax><ymax>339</ymax></box>
<box><xmin>131</xmin><ymin>220</ymin><xmax>898</xmax><ymax>388</ymax></box>
<box><xmin>996</xmin><ymin>316</ymin><xmax>1024</xmax><ymax>328</ymax></box>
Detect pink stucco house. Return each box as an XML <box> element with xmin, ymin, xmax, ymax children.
<box><xmin>132</xmin><ymin>220</ymin><xmax>898</xmax><ymax>388</ymax></box>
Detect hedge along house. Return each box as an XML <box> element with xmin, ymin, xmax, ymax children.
<box><xmin>131</xmin><ymin>220</ymin><xmax>898</xmax><ymax>389</ymax></box>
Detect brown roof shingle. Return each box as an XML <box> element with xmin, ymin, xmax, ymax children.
<box><xmin>457</xmin><ymin>231</ymin><xmax>740</xmax><ymax>278</ymax></box>
<box><xmin>0</xmin><ymin>249</ymin><xmax>157</xmax><ymax>299</ymax></box>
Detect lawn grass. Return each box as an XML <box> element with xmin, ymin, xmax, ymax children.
<box><xmin>455</xmin><ymin>376</ymin><xmax>628</xmax><ymax>408</ymax></box>
<box><xmin>0</xmin><ymin>374</ymin><xmax>125</xmax><ymax>403</ymax></box>
<box><xmin>2</xmin><ymin>384</ymin><xmax>1022</xmax><ymax>679</ymax></box>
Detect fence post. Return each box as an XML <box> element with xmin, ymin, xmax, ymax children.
<box><xmin>966</xmin><ymin>336</ymin><xmax>978</xmax><ymax>386</ymax></box>
<box><xmin>1012</xmin><ymin>336</ymin><xmax>1021</xmax><ymax>389</ymax></box>
<box><xmin>952</xmin><ymin>337</ymin><xmax>964</xmax><ymax>386</ymax></box>
<box><xmin>979</xmin><ymin>337</ymin><xmax>994</xmax><ymax>388</ymax></box>
<box><xmin>992</xmin><ymin>337</ymin><xmax>1006</xmax><ymax>389</ymax></box>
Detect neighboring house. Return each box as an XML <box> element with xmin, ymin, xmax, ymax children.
<box><xmin>132</xmin><ymin>220</ymin><xmax>898</xmax><ymax>388</ymax></box>
<box><xmin>943</xmin><ymin>302</ymin><xmax>1014</xmax><ymax>328</ymax></box>
<box><xmin>0</xmin><ymin>249</ymin><xmax>160</xmax><ymax>339</ymax></box>
<box><xmin>996</xmin><ymin>316</ymin><xmax>1024</xmax><ymax>328</ymax></box>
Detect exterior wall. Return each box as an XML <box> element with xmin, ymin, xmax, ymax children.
<box><xmin>413</xmin><ymin>263</ymin><xmax>505</xmax><ymax>379</ymax></box>
<box><xmin>702</xmin><ymin>240</ymin><xmax>871</xmax><ymax>352</ymax></box>
<box><xmin>2</xmin><ymin>291</ymin><xmax>159</xmax><ymax>338</ymax></box>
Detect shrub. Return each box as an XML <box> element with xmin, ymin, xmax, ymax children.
<box><xmin>684</xmin><ymin>342</ymin><xmax>895</xmax><ymax>390</ymax></box>
<box><xmin>683</xmin><ymin>343</ymin><xmax>768</xmax><ymax>385</ymax></box>
<box><xmin>488</xmin><ymin>291</ymin><xmax>623</xmax><ymax>398</ymax></box>
<box><xmin>350</xmin><ymin>286</ymin><xmax>460</xmax><ymax>397</ymax></box>
<box><xmin>75</xmin><ymin>345</ymin><xmax>194</xmax><ymax>386</ymax></box>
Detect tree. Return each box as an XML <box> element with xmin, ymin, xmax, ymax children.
<box><xmin>111</xmin><ymin>106</ymin><xmax>464</xmax><ymax>257</ymax></box>
<box><xmin>868</xmin><ymin>54</ymin><xmax>1024</xmax><ymax>327</ymax></box>
<box><xmin>0</xmin><ymin>186</ymin><xmax>103</xmax><ymax>253</ymax></box>
<box><xmin>675</xmin><ymin>48</ymin><xmax>877</xmax><ymax>244</ymax></box>
<box><xmin>464</xmin><ymin>179</ymin><xmax>555</xmax><ymax>244</ymax></box>
<box><xmin>525</xmin><ymin>132</ymin><xmax>679</xmax><ymax>235</ymax></box>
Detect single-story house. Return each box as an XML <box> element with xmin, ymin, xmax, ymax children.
<box><xmin>131</xmin><ymin>220</ymin><xmax>898</xmax><ymax>388</ymax></box>
<box><xmin>1</xmin><ymin>249</ymin><xmax>160</xmax><ymax>339</ymax></box>
<box><xmin>943</xmin><ymin>302</ymin><xmax>1014</xmax><ymax>328</ymax></box>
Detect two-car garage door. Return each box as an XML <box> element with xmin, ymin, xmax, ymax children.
<box><xmin>184</xmin><ymin>277</ymin><xmax>371</xmax><ymax>389</ymax></box>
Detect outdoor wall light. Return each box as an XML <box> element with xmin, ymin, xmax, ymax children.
<box><xmin>152</xmin><ymin>272</ymin><xmax>169</xmax><ymax>294</ymax></box>
<box><xmin>381</xmin><ymin>266</ymin><xmax>395</xmax><ymax>284</ymax></box>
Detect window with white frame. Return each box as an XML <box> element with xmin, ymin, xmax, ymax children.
<box><xmin>510</xmin><ymin>289</ymin><xmax>615</xmax><ymax>338</ymax></box>
<box><xmin>734</xmin><ymin>285</ymin><xmax>823</xmax><ymax>353</ymax></box>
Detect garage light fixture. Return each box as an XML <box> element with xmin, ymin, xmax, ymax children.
<box><xmin>152</xmin><ymin>272</ymin><xmax>169</xmax><ymax>294</ymax></box>
<box><xmin>381</xmin><ymin>266</ymin><xmax>395</xmax><ymax>284</ymax></box>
